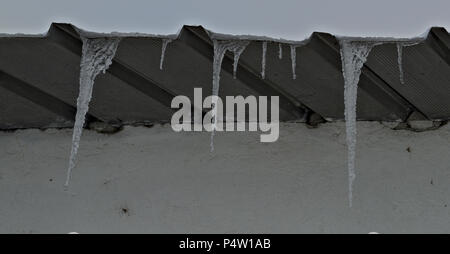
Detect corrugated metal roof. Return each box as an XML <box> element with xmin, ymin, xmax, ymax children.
<box><xmin>0</xmin><ymin>23</ymin><xmax>448</xmax><ymax>129</ymax></box>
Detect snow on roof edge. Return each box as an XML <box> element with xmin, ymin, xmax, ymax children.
<box><xmin>0</xmin><ymin>23</ymin><xmax>445</xmax><ymax>45</ymax></box>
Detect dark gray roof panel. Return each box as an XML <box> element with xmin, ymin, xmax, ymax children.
<box><xmin>368</xmin><ymin>41</ymin><xmax>450</xmax><ymax>119</ymax></box>
<box><xmin>0</xmin><ymin>86</ymin><xmax>71</xmax><ymax>129</ymax></box>
<box><xmin>0</xmin><ymin>23</ymin><xmax>448</xmax><ymax>129</ymax></box>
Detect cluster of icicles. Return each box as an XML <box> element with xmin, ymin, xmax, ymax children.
<box><xmin>65</xmin><ymin>33</ymin><xmax>420</xmax><ymax>207</ymax></box>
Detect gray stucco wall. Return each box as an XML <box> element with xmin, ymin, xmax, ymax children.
<box><xmin>0</xmin><ymin>122</ymin><xmax>449</xmax><ymax>233</ymax></box>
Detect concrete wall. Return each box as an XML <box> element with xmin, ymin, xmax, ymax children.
<box><xmin>0</xmin><ymin>122</ymin><xmax>449</xmax><ymax>233</ymax></box>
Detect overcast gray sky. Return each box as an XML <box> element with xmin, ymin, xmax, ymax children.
<box><xmin>0</xmin><ymin>0</ymin><xmax>449</xmax><ymax>39</ymax></box>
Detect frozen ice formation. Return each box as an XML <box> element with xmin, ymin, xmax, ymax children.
<box><xmin>397</xmin><ymin>43</ymin><xmax>404</xmax><ymax>84</ymax></box>
<box><xmin>394</xmin><ymin>41</ymin><xmax>422</xmax><ymax>85</ymax></box>
<box><xmin>160</xmin><ymin>38</ymin><xmax>172</xmax><ymax>70</ymax></box>
<box><xmin>336</xmin><ymin>35</ymin><xmax>428</xmax><ymax>206</ymax></box>
<box><xmin>65</xmin><ymin>37</ymin><xmax>121</xmax><ymax>188</ymax></box>
<box><xmin>211</xmin><ymin>40</ymin><xmax>250</xmax><ymax>151</ymax></box>
<box><xmin>261</xmin><ymin>41</ymin><xmax>267</xmax><ymax>79</ymax></box>
<box><xmin>231</xmin><ymin>41</ymin><xmax>250</xmax><ymax>79</ymax></box>
<box><xmin>278</xmin><ymin>43</ymin><xmax>283</xmax><ymax>59</ymax></box>
<box><xmin>335</xmin><ymin>33</ymin><xmax>427</xmax><ymax>206</ymax></box>
<box><xmin>290</xmin><ymin>45</ymin><xmax>297</xmax><ymax>80</ymax></box>
<box><xmin>339</xmin><ymin>40</ymin><xmax>376</xmax><ymax>207</ymax></box>
<box><xmin>289</xmin><ymin>43</ymin><xmax>308</xmax><ymax>80</ymax></box>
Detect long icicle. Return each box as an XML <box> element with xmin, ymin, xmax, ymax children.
<box><xmin>261</xmin><ymin>41</ymin><xmax>267</xmax><ymax>79</ymax></box>
<box><xmin>160</xmin><ymin>38</ymin><xmax>172</xmax><ymax>70</ymax></box>
<box><xmin>290</xmin><ymin>45</ymin><xmax>297</xmax><ymax>79</ymax></box>
<box><xmin>65</xmin><ymin>37</ymin><xmax>121</xmax><ymax>188</ymax></box>
<box><xmin>211</xmin><ymin>40</ymin><xmax>249</xmax><ymax>152</ymax></box>
<box><xmin>339</xmin><ymin>40</ymin><xmax>375</xmax><ymax>207</ymax></box>
<box><xmin>397</xmin><ymin>43</ymin><xmax>404</xmax><ymax>84</ymax></box>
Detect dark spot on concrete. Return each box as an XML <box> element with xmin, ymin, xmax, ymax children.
<box><xmin>430</xmin><ymin>179</ymin><xmax>434</xmax><ymax>185</ymax></box>
<box><xmin>445</xmin><ymin>204</ymin><xmax>447</xmax><ymax>208</ymax></box>
<box><xmin>406</xmin><ymin>147</ymin><xmax>411</xmax><ymax>153</ymax></box>
<box><xmin>119</xmin><ymin>206</ymin><xmax>131</xmax><ymax>216</ymax></box>
<box><xmin>49</xmin><ymin>178</ymin><xmax>53</xmax><ymax>182</ymax></box>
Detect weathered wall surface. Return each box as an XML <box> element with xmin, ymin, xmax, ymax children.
<box><xmin>0</xmin><ymin>122</ymin><xmax>449</xmax><ymax>233</ymax></box>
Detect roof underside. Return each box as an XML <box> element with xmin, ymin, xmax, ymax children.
<box><xmin>0</xmin><ymin>23</ymin><xmax>449</xmax><ymax>129</ymax></box>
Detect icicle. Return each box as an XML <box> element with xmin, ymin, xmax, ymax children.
<box><xmin>290</xmin><ymin>45</ymin><xmax>297</xmax><ymax>79</ymax></box>
<box><xmin>211</xmin><ymin>40</ymin><xmax>227</xmax><ymax>152</ymax></box>
<box><xmin>231</xmin><ymin>41</ymin><xmax>249</xmax><ymax>79</ymax></box>
<box><xmin>211</xmin><ymin>40</ymin><xmax>249</xmax><ymax>151</ymax></box>
<box><xmin>278</xmin><ymin>43</ymin><xmax>282</xmax><ymax>59</ymax></box>
<box><xmin>261</xmin><ymin>41</ymin><xmax>267</xmax><ymax>79</ymax></box>
<box><xmin>397</xmin><ymin>43</ymin><xmax>404</xmax><ymax>84</ymax></box>
<box><xmin>65</xmin><ymin>37</ymin><xmax>121</xmax><ymax>188</ymax></box>
<box><xmin>339</xmin><ymin>40</ymin><xmax>375</xmax><ymax>207</ymax></box>
<box><xmin>160</xmin><ymin>38</ymin><xmax>172</xmax><ymax>70</ymax></box>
